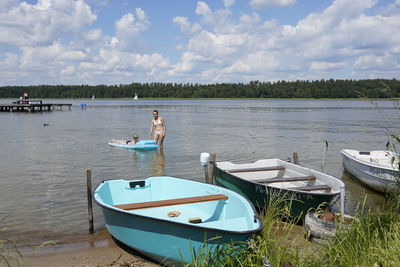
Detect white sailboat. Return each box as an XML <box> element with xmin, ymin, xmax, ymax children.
<box><xmin>134</xmin><ymin>93</ymin><xmax>139</xmax><ymax>100</ymax></box>
<box><xmin>92</xmin><ymin>94</ymin><xmax>95</xmax><ymax>100</ymax></box>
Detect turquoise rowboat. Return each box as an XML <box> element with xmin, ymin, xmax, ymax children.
<box><xmin>108</xmin><ymin>140</ymin><xmax>159</xmax><ymax>150</ymax></box>
<box><xmin>94</xmin><ymin>176</ymin><xmax>262</xmax><ymax>265</ymax></box>
<box><xmin>213</xmin><ymin>159</ymin><xmax>345</xmax><ymax>221</ymax></box>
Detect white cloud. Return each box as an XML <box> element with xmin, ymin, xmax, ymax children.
<box><xmin>196</xmin><ymin>1</ymin><xmax>212</xmax><ymax>16</ymax></box>
<box><xmin>0</xmin><ymin>53</ymin><xmax>18</xmax><ymax>69</ymax></box>
<box><xmin>19</xmin><ymin>41</ymin><xmax>88</xmax><ymax>70</ymax></box>
<box><xmin>1</xmin><ymin>0</ymin><xmax>399</xmax><ymax>85</ymax></box>
<box><xmin>83</xmin><ymin>29</ymin><xmax>103</xmax><ymax>42</ymax></box>
<box><xmin>114</xmin><ymin>8</ymin><xmax>150</xmax><ymax>51</ymax></box>
<box><xmin>250</xmin><ymin>0</ymin><xmax>296</xmax><ymax>10</ymax></box>
<box><xmin>354</xmin><ymin>54</ymin><xmax>400</xmax><ymax>71</ymax></box>
<box><xmin>310</xmin><ymin>61</ymin><xmax>347</xmax><ymax>71</ymax></box>
<box><xmin>61</xmin><ymin>65</ymin><xmax>75</xmax><ymax>76</ymax></box>
<box><xmin>166</xmin><ymin>0</ymin><xmax>400</xmax><ymax>83</ymax></box>
<box><xmin>223</xmin><ymin>0</ymin><xmax>235</xmax><ymax>8</ymax></box>
<box><xmin>0</xmin><ymin>0</ymin><xmax>96</xmax><ymax>46</ymax></box>
<box><xmin>224</xmin><ymin>51</ymin><xmax>280</xmax><ymax>73</ymax></box>
<box><xmin>173</xmin><ymin>16</ymin><xmax>201</xmax><ymax>34</ymax></box>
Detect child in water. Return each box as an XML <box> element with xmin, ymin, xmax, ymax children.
<box><xmin>112</xmin><ymin>134</ymin><xmax>139</xmax><ymax>145</ymax></box>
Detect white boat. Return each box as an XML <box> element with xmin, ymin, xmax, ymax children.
<box><xmin>92</xmin><ymin>94</ymin><xmax>95</xmax><ymax>100</ymax></box>
<box><xmin>134</xmin><ymin>93</ymin><xmax>138</xmax><ymax>100</ymax></box>
<box><xmin>341</xmin><ymin>149</ymin><xmax>400</xmax><ymax>192</ymax></box>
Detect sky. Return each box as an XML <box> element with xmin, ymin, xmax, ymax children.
<box><xmin>0</xmin><ymin>0</ymin><xmax>399</xmax><ymax>86</ymax></box>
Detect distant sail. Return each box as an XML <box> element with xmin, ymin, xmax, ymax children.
<box><xmin>134</xmin><ymin>93</ymin><xmax>138</xmax><ymax>100</ymax></box>
<box><xmin>92</xmin><ymin>94</ymin><xmax>95</xmax><ymax>100</ymax></box>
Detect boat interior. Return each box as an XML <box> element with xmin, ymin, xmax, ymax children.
<box><xmin>96</xmin><ymin>178</ymin><xmax>259</xmax><ymax>231</ymax></box>
<box><xmin>346</xmin><ymin>150</ymin><xmax>399</xmax><ymax>169</ymax></box>
<box><xmin>218</xmin><ymin>159</ymin><xmax>339</xmax><ymax>193</ymax></box>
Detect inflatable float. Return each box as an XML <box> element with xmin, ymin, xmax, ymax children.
<box><xmin>108</xmin><ymin>140</ymin><xmax>159</xmax><ymax>150</ymax></box>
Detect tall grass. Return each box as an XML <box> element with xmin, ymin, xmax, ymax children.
<box><xmin>304</xmin><ymin>205</ymin><xmax>400</xmax><ymax>266</ymax></box>
<box><xmin>188</xmin><ymin>194</ymin><xmax>302</xmax><ymax>266</ymax></box>
<box><xmin>189</xmin><ymin>190</ymin><xmax>400</xmax><ymax>266</ymax></box>
<box><xmin>0</xmin><ymin>212</ymin><xmax>22</xmax><ymax>267</ymax></box>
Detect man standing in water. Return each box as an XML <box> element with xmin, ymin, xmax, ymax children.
<box><xmin>149</xmin><ymin>110</ymin><xmax>166</xmax><ymax>149</ymax></box>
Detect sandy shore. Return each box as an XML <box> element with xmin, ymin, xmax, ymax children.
<box><xmin>18</xmin><ymin>230</ymin><xmax>159</xmax><ymax>267</ymax></box>
<box><xmin>21</xmin><ymin>244</ymin><xmax>158</xmax><ymax>267</ymax></box>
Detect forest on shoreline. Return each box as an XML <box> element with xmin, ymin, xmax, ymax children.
<box><xmin>0</xmin><ymin>79</ymin><xmax>399</xmax><ymax>99</ymax></box>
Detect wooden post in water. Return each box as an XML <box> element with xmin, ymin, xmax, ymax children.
<box><xmin>86</xmin><ymin>169</ymin><xmax>94</xmax><ymax>234</ymax></box>
<box><xmin>207</xmin><ymin>153</ymin><xmax>216</xmax><ymax>184</ymax></box>
<box><xmin>293</xmin><ymin>152</ymin><xmax>299</xmax><ymax>164</ymax></box>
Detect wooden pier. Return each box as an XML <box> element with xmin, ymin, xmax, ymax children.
<box><xmin>0</xmin><ymin>100</ymin><xmax>72</xmax><ymax>112</ymax></box>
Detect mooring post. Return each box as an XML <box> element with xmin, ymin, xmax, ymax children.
<box><xmin>207</xmin><ymin>153</ymin><xmax>216</xmax><ymax>184</ymax></box>
<box><xmin>340</xmin><ymin>185</ymin><xmax>345</xmax><ymax>219</ymax></box>
<box><xmin>293</xmin><ymin>151</ymin><xmax>299</xmax><ymax>164</ymax></box>
<box><xmin>86</xmin><ymin>169</ymin><xmax>94</xmax><ymax>234</ymax></box>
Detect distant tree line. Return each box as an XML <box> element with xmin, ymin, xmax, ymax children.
<box><xmin>0</xmin><ymin>79</ymin><xmax>399</xmax><ymax>99</ymax></box>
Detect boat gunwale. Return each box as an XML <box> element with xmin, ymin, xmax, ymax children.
<box><xmin>341</xmin><ymin>149</ymin><xmax>399</xmax><ymax>172</ymax></box>
<box><xmin>93</xmin><ymin>178</ymin><xmax>264</xmax><ymax>235</ymax></box>
<box><xmin>215</xmin><ymin>160</ymin><xmax>342</xmax><ymax>196</ymax></box>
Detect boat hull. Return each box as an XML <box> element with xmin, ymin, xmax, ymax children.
<box><xmin>102</xmin><ymin>207</ymin><xmax>252</xmax><ymax>265</ymax></box>
<box><xmin>341</xmin><ymin>150</ymin><xmax>398</xmax><ymax>192</ymax></box>
<box><xmin>213</xmin><ymin>167</ymin><xmax>337</xmax><ymax>220</ymax></box>
<box><xmin>94</xmin><ymin>177</ymin><xmax>262</xmax><ymax>265</ymax></box>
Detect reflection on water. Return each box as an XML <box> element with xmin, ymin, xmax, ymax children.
<box><xmin>341</xmin><ymin>171</ymin><xmax>385</xmax><ymax>213</ymax></box>
<box><xmin>151</xmin><ymin>150</ymin><xmax>166</xmax><ymax>176</ymax></box>
<box><xmin>0</xmin><ymin>99</ymin><xmax>398</xmax><ymax>247</ymax></box>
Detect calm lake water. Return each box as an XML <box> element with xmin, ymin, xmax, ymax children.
<box><xmin>0</xmin><ymin>99</ymin><xmax>398</xmax><ymax>248</ymax></box>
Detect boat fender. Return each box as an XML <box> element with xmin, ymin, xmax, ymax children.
<box><xmin>188</xmin><ymin>217</ymin><xmax>202</xmax><ymax>224</ymax></box>
<box><xmin>130</xmin><ymin>181</ymin><xmax>145</xmax><ymax>188</ymax></box>
<box><xmin>200</xmin><ymin>152</ymin><xmax>210</xmax><ymax>166</ymax></box>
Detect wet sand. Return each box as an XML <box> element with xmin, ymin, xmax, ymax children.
<box><xmin>21</xmin><ymin>243</ymin><xmax>158</xmax><ymax>267</ymax></box>
<box><xmin>18</xmin><ymin>224</ymin><xmax>310</xmax><ymax>266</ymax></box>
<box><xmin>18</xmin><ymin>230</ymin><xmax>159</xmax><ymax>267</ymax></box>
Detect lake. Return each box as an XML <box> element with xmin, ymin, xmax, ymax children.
<box><xmin>0</xmin><ymin>99</ymin><xmax>397</xmax><ymax>248</ymax></box>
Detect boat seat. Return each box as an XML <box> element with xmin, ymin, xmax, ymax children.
<box><xmin>254</xmin><ymin>175</ymin><xmax>316</xmax><ymax>184</ymax></box>
<box><xmin>227</xmin><ymin>166</ymin><xmax>285</xmax><ymax>173</ymax></box>
<box><xmin>289</xmin><ymin>184</ymin><xmax>332</xmax><ymax>192</ymax></box>
<box><xmin>114</xmin><ymin>194</ymin><xmax>228</xmax><ymax>211</ymax></box>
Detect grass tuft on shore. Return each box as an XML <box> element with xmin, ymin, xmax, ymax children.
<box><xmin>0</xmin><ymin>212</ymin><xmax>22</xmax><ymax>267</ymax></box>
<box><xmin>188</xmin><ymin>195</ymin><xmax>302</xmax><ymax>267</ymax></box>
<box><xmin>188</xmin><ymin>186</ymin><xmax>400</xmax><ymax>267</ymax></box>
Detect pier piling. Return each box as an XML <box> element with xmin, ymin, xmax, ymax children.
<box><xmin>86</xmin><ymin>169</ymin><xmax>94</xmax><ymax>234</ymax></box>
<box><xmin>293</xmin><ymin>152</ymin><xmax>299</xmax><ymax>164</ymax></box>
<box><xmin>207</xmin><ymin>153</ymin><xmax>216</xmax><ymax>184</ymax></box>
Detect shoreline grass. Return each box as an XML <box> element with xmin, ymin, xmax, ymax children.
<box><xmin>187</xmin><ymin>189</ymin><xmax>400</xmax><ymax>267</ymax></box>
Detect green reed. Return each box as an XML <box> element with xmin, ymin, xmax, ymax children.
<box><xmin>304</xmin><ymin>202</ymin><xmax>400</xmax><ymax>266</ymax></box>
<box><xmin>188</xmin><ymin>194</ymin><xmax>302</xmax><ymax>267</ymax></box>
<box><xmin>0</xmin><ymin>212</ymin><xmax>22</xmax><ymax>267</ymax></box>
<box><xmin>189</xmin><ymin>190</ymin><xmax>400</xmax><ymax>266</ymax></box>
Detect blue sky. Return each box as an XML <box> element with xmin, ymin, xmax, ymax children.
<box><xmin>0</xmin><ymin>0</ymin><xmax>399</xmax><ymax>85</ymax></box>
